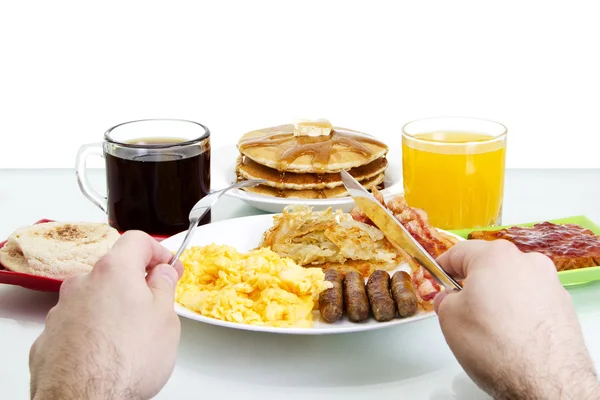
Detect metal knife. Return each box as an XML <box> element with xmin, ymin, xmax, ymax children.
<box><xmin>340</xmin><ymin>170</ymin><xmax>462</xmax><ymax>291</ymax></box>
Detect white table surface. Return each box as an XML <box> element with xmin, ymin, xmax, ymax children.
<box><xmin>1</xmin><ymin>169</ymin><xmax>600</xmax><ymax>400</ymax></box>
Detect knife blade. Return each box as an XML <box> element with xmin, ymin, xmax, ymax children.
<box><xmin>340</xmin><ymin>170</ymin><xmax>462</xmax><ymax>291</ymax></box>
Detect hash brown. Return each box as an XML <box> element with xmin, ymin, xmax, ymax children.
<box><xmin>259</xmin><ymin>205</ymin><xmax>405</xmax><ymax>277</ymax></box>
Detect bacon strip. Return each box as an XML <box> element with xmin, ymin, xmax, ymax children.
<box><xmin>350</xmin><ymin>192</ymin><xmax>457</xmax><ymax>258</ymax></box>
<box><xmin>350</xmin><ymin>192</ymin><xmax>456</xmax><ymax>305</ymax></box>
<box><xmin>386</xmin><ymin>196</ymin><xmax>457</xmax><ymax>258</ymax></box>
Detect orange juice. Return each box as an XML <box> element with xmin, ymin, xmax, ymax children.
<box><xmin>402</xmin><ymin>130</ymin><xmax>506</xmax><ymax>230</ymax></box>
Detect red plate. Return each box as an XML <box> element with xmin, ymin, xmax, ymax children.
<box><xmin>0</xmin><ymin>219</ymin><xmax>167</xmax><ymax>292</ymax></box>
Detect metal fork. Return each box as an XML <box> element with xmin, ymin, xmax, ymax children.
<box><xmin>169</xmin><ymin>179</ymin><xmax>267</xmax><ymax>266</ymax></box>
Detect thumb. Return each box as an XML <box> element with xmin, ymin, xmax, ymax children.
<box><xmin>434</xmin><ymin>288</ymin><xmax>463</xmax><ymax>315</ymax></box>
<box><xmin>433</xmin><ymin>290</ymin><xmax>449</xmax><ymax>314</ymax></box>
<box><xmin>146</xmin><ymin>263</ymin><xmax>179</xmax><ymax>305</ymax></box>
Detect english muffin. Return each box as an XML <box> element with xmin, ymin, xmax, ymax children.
<box><xmin>0</xmin><ymin>222</ymin><xmax>120</xmax><ymax>280</ymax></box>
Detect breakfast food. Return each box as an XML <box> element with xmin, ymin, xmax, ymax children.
<box><xmin>236</xmin><ymin>119</ymin><xmax>389</xmax><ymax>199</ymax></box>
<box><xmin>391</xmin><ymin>271</ymin><xmax>418</xmax><ymax>318</ymax></box>
<box><xmin>351</xmin><ymin>191</ymin><xmax>459</xmax><ymax>303</ymax></box>
<box><xmin>317</xmin><ymin>269</ymin><xmax>420</xmax><ymax>324</ymax></box>
<box><xmin>260</xmin><ymin>196</ymin><xmax>456</xmax><ymax>320</ymax></box>
<box><xmin>352</xmin><ymin>192</ymin><xmax>458</xmax><ymax>258</ymax></box>
<box><xmin>175</xmin><ymin>245</ymin><xmax>330</xmax><ymax>328</ymax></box>
<box><xmin>468</xmin><ymin>222</ymin><xmax>600</xmax><ymax>271</ymax></box>
<box><xmin>366</xmin><ymin>270</ymin><xmax>396</xmax><ymax>322</ymax></box>
<box><xmin>319</xmin><ymin>269</ymin><xmax>344</xmax><ymax>323</ymax></box>
<box><xmin>240</xmin><ymin>173</ymin><xmax>385</xmax><ymax>199</ymax></box>
<box><xmin>0</xmin><ymin>222</ymin><xmax>120</xmax><ymax>280</ymax></box>
<box><xmin>343</xmin><ymin>271</ymin><xmax>370</xmax><ymax>322</ymax></box>
<box><xmin>238</xmin><ymin>157</ymin><xmax>389</xmax><ymax>191</ymax></box>
<box><xmin>259</xmin><ymin>205</ymin><xmax>404</xmax><ymax>277</ymax></box>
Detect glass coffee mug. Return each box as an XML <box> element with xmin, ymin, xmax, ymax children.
<box><xmin>402</xmin><ymin>117</ymin><xmax>507</xmax><ymax>230</ymax></box>
<box><xmin>76</xmin><ymin>119</ymin><xmax>211</xmax><ymax>236</ymax></box>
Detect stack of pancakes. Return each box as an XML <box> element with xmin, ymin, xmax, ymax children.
<box><xmin>236</xmin><ymin>122</ymin><xmax>389</xmax><ymax>199</ymax></box>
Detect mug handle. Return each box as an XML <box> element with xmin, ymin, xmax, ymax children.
<box><xmin>75</xmin><ymin>143</ymin><xmax>108</xmax><ymax>213</ymax></box>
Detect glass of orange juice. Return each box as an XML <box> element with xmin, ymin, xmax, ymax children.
<box><xmin>402</xmin><ymin>117</ymin><xmax>507</xmax><ymax>230</ymax></box>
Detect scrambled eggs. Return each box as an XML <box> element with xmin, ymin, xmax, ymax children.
<box><xmin>176</xmin><ymin>244</ymin><xmax>330</xmax><ymax>328</ymax></box>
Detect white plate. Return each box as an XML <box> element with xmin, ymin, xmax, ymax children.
<box><xmin>211</xmin><ymin>145</ymin><xmax>404</xmax><ymax>213</ymax></box>
<box><xmin>163</xmin><ymin>213</ymin><xmax>442</xmax><ymax>335</ymax></box>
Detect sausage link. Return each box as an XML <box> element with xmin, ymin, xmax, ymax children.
<box><xmin>319</xmin><ymin>269</ymin><xmax>344</xmax><ymax>323</ymax></box>
<box><xmin>343</xmin><ymin>271</ymin><xmax>370</xmax><ymax>322</ymax></box>
<box><xmin>391</xmin><ymin>271</ymin><xmax>418</xmax><ymax>318</ymax></box>
<box><xmin>366</xmin><ymin>270</ymin><xmax>396</xmax><ymax>322</ymax></box>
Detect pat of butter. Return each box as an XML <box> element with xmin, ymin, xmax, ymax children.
<box><xmin>293</xmin><ymin>119</ymin><xmax>333</xmax><ymax>137</ymax></box>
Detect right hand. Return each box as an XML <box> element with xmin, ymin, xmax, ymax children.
<box><xmin>435</xmin><ymin>240</ymin><xmax>600</xmax><ymax>399</ymax></box>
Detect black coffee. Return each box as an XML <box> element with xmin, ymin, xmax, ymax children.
<box><xmin>106</xmin><ymin>137</ymin><xmax>210</xmax><ymax>235</ymax></box>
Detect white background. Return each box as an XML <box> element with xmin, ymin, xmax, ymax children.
<box><xmin>1</xmin><ymin>0</ymin><xmax>599</xmax><ymax>169</ymax></box>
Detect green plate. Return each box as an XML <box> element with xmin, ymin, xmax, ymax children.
<box><xmin>449</xmin><ymin>216</ymin><xmax>600</xmax><ymax>287</ymax></box>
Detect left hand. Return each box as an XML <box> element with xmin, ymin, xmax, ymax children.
<box><xmin>29</xmin><ymin>231</ymin><xmax>183</xmax><ymax>400</ymax></box>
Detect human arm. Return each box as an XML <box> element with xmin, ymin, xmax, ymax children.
<box><xmin>435</xmin><ymin>240</ymin><xmax>600</xmax><ymax>399</ymax></box>
<box><xmin>29</xmin><ymin>231</ymin><xmax>183</xmax><ymax>400</ymax></box>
